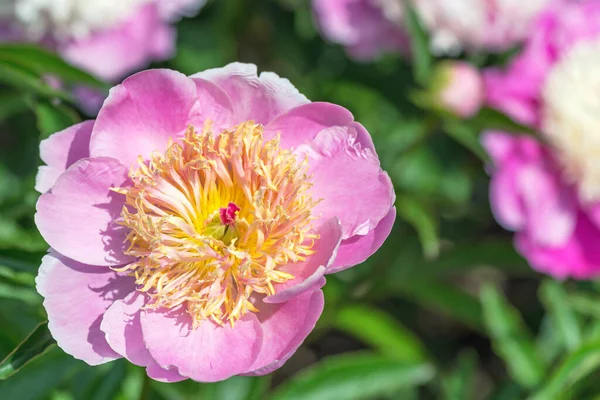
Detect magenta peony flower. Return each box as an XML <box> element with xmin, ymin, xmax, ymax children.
<box><xmin>34</xmin><ymin>63</ymin><xmax>396</xmax><ymax>381</ymax></box>
<box><xmin>0</xmin><ymin>0</ymin><xmax>206</xmax><ymax>81</ymax></box>
<box><xmin>483</xmin><ymin>0</ymin><xmax>600</xmax><ymax>279</ymax></box>
<box><xmin>311</xmin><ymin>0</ymin><xmax>548</xmax><ymax>60</ymax></box>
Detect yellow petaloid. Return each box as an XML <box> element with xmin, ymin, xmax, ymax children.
<box><xmin>114</xmin><ymin>121</ymin><xmax>318</xmax><ymax>327</ymax></box>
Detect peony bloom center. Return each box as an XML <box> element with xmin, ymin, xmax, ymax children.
<box><xmin>543</xmin><ymin>39</ymin><xmax>600</xmax><ymax>203</ymax></box>
<box><xmin>115</xmin><ymin>121</ymin><xmax>318</xmax><ymax>327</ymax></box>
<box><xmin>13</xmin><ymin>0</ymin><xmax>150</xmax><ymax>39</ymax></box>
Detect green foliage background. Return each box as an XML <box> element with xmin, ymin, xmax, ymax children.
<box><xmin>1</xmin><ymin>1</ymin><xmax>600</xmax><ymax>399</ymax></box>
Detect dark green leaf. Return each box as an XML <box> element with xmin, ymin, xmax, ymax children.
<box><xmin>480</xmin><ymin>284</ymin><xmax>545</xmax><ymax>389</ymax></box>
<box><xmin>0</xmin><ymin>61</ymin><xmax>71</xmax><ymax>101</ymax></box>
<box><xmin>0</xmin><ymin>322</ymin><xmax>56</xmax><ymax>380</ymax></box>
<box><xmin>469</xmin><ymin>107</ymin><xmax>537</xmax><ymax>136</ymax></box>
<box><xmin>443</xmin><ymin>120</ymin><xmax>489</xmax><ymax>163</ymax></box>
<box><xmin>441</xmin><ymin>351</ymin><xmax>478</xmax><ymax>400</ymax></box>
<box><xmin>202</xmin><ymin>376</ymin><xmax>270</xmax><ymax>400</ymax></box>
<box><xmin>396</xmin><ymin>196</ymin><xmax>439</xmax><ymax>258</ymax></box>
<box><xmin>0</xmin><ymin>90</ymin><xmax>30</xmax><ymax>121</ymax></box>
<box><xmin>403</xmin><ymin>4</ymin><xmax>432</xmax><ymax>85</ymax></box>
<box><xmin>334</xmin><ymin>304</ymin><xmax>427</xmax><ymax>363</ymax></box>
<box><xmin>272</xmin><ymin>353</ymin><xmax>435</xmax><ymax>400</ymax></box>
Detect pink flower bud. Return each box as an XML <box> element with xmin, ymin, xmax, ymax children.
<box><xmin>437</xmin><ymin>61</ymin><xmax>484</xmax><ymax>118</ymax></box>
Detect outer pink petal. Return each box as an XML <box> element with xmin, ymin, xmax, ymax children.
<box><xmin>243</xmin><ymin>290</ymin><xmax>324</xmax><ymax>375</ymax></box>
<box><xmin>517</xmin><ymin>164</ymin><xmax>576</xmax><ymax>247</ymax></box>
<box><xmin>90</xmin><ymin>69</ymin><xmax>199</xmax><ymax>168</ymax></box>
<box><xmin>36</xmin><ymin>252</ymin><xmax>134</xmax><ymax>365</ymax></box>
<box><xmin>190</xmin><ymin>62</ymin><xmax>309</xmax><ymax>125</ymax></box>
<box><xmin>329</xmin><ymin>206</ymin><xmax>396</xmax><ymax>273</ymax></box>
<box><xmin>190</xmin><ymin>77</ymin><xmax>236</xmax><ymax>133</ymax></box>
<box><xmin>299</xmin><ymin>126</ymin><xmax>395</xmax><ymax>238</ymax></box>
<box><xmin>100</xmin><ymin>292</ymin><xmax>186</xmax><ymax>382</ymax></box>
<box><xmin>60</xmin><ymin>4</ymin><xmax>175</xmax><ymax>82</ymax></box>
<box><xmin>516</xmin><ymin>212</ymin><xmax>600</xmax><ymax>280</ymax></box>
<box><xmin>140</xmin><ymin>309</ymin><xmax>262</xmax><ymax>382</ymax></box>
<box><xmin>263</xmin><ymin>102</ymin><xmax>355</xmax><ymax>149</ymax></box>
<box><xmin>489</xmin><ymin>166</ymin><xmax>526</xmax><ymax>231</ymax></box>
<box><xmin>35</xmin><ymin>157</ymin><xmax>133</xmax><ymax>266</ymax></box>
<box><xmin>36</xmin><ymin>121</ymin><xmax>94</xmax><ymax>193</ymax></box>
<box><xmin>265</xmin><ymin>217</ymin><xmax>342</xmax><ymax>304</ymax></box>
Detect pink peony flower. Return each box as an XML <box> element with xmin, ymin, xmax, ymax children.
<box><xmin>483</xmin><ymin>0</ymin><xmax>600</xmax><ymax>279</ymax></box>
<box><xmin>34</xmin><ymin>63</ymin><xmax>396</xmax><ymax>381</ymax></box>
<box><xmin>311</xmin><ymin>0</ymin><xmax>409</xmax><ymax>60</ymax></box>
<box><xmin>1</xmin><ymin>0</ymin><xmax>206</xmax><ymax>82</ymax></box>
<box><xmin>311</xmin><ymin>0</ymin><xmax>549</xmax><ymax>60</ymax></box>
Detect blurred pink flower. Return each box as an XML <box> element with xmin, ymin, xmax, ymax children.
<box><xmin>435</xmin><ymin>61</ymin><xmax>484</xmax><ymax>118</ymax></box>
<box><xmin>483</xmin><ymin>0</ymin><xmax>600</xmax><ymax>279</ymax></box>
<box><xmin>1</xmin><ymin>0</ymin><xmax>206</xmax><ymax>81</ymax></box>
<box><xmin>311</xmin><ymin>0</ymin><xmax>409</xmax><ymax>60</ymax></box>
<box><xmin>34</xmin><ymin>63</ymin><xmax>396</xmax><ymax>381</ymax></box>
<box><xmin>311</xmin><ymin>0</ymin><xmax>549</xmax><ymax>60</ymax></box>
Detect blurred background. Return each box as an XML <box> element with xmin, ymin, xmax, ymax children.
<box><xmin>1</xmin><ymin>0</ymin><xmax>599</xmax><ymax>399</ymax></box>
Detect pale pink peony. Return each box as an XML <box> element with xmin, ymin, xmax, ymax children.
<box><xmin>483</xmin><ymin>0</ymin><xmax>600</xmax><ymax>279</ymax></box>
<box><xmin>1</xmin><ymin>0</ymin><xmax>206</xmax><ymax>82</ymax></box>
<box><xmin>34</xmin><ymin>63</ymin><xmax>396</xmax><ymax>381</ymax></box>
<box><xmin>311</xmin><ymin>0</ymin><xmax>549</xmax><ymax>60</ymax></box>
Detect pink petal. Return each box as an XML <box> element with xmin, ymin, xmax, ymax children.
<box><xmin>60</xmin><ymin>4</ymin><xmax>175</xmax><ymax>82</ymax></box>
<box><xmin>481</xmin><ymin>131</ymin><xmax>516</xmax><ymax>165</ymax></box>
<box><xmin>190</xmin><ymin>63</ymin><xmax>309</xmax><ymax>125</ymax></box>
<box><xmin>265</xmin><ymin>217</ymin><xmax>342</xmax><ymax>304</ymax></box>
<box><xmin>90</xmin><ymin>69</ymin><xmax>199</xmax><ymax>168</ymax></box>
<box><xmin>190</xmin><ymin>77</ymin><xmax>236</xmax><ymax>133</ymax></box>
<box><xmin>35</xmin><ymin>252</ymin><xmax>134</xmax><ymax>365</ymax></box>
<box><xmin>263</xmin><ymin>102</ymin><xmax>355</xmax><ymax>149</ymax></box>
<box><xmin>141</xmin><ymin>309</ymin><xmax>262</xmax><ymax>382</ymax></box>
<box><xmin>489</xmin><ymin>166</ymin><xmax>526</xmax><ymax>231</ymax></box>
<box><xmin>35</xmin><ymin>157</ymin><xmax>133</xmax><ymax>266</ymax></box>
<box><xmin>518</xmin><ymin>164</ymin><xmax>576</xmax><ymax>247</ymax></box>
<box><xmin>299</xmin><ymin>126</ymin><xmax>395</xmax><ymax>238</ymax></box>
<box><xmin>516</xmin><ymin>212</ymin><xmax>600</xmax><ymax>280</ymax></box>
<box><xmin>243</xmin><ymin>290</ymin><xmax>324</xmax><ymax>375</ymax></box>
<box><xmin>329</xmin><ymin>206</ymin><xmax>396</xmax><ymax>273</ymax></box>
<box><xmin>100</xmin><ymin>292</ymin><xmax>186</xmax><ymax>382</ymax></box>
<box><xmin>36</xmin><ymin>121</ymin><xmax>94</xmax><ymax>193</ymax></box>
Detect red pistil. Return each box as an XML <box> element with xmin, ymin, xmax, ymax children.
<box><xmin>219</xmin><ymin>202</ymin><xmax>240</xmax><ymax>226</ymax></box>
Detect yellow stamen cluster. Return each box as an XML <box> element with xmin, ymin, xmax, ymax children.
<box><xmin>114</xmin><ymin>121</ymin><xmax>318</xmax><ymax>327</ymax></box>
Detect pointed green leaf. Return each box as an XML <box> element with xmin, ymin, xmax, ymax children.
<box><xmin>334</xmin><ymin>304</ymin><xmax>427</xmax><ymax>363</ymax></box>
<box><xmin>481</xmin><ymin>284</ymin><xmax>545</xmax><ymax>389</ymax></box>
<box><xmin>539</xmin><ymin>280</ymin><xmax>581</xmax><ymax>351</ymax></box>
<box><xmin>0</xmin><ymin>322</ymin><xmax>56</xmax><ymax>380</ymax></box>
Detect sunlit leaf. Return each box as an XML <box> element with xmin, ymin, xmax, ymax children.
<box><xmin>403</xmin><ymin>3</ymin><xmax>432</xmax><ymax>85</ymax></box>
<box><xmin>396</xmin><ymin>196</ymin><xmax>439</xmax><ymax>258</ymax></box>
<box><xmin>272</xmin><ymin>353</ymin><xmax>435</xmax><ymax>400</ymax></box>
<box><xmin>334</xmin><ymin>304</ymin><xmax>427</xmax><ymax>363</ymax></box>
<box><xmin>0</xmin><ymin>322</ymin><xmax>56</xmax><ymax>380</ymax></box>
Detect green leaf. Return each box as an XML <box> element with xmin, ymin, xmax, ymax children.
<box><xmin>539</xmin><ymin>280</ymin><xmax>581</xmax><ymax>351</ymax></box>
<box><xmin>0</xmin><ymin>322</ymin><xmax>56</xmax><ymax>380</ymax></box>
<box><xmin>529</xmin><ymin>340</ymin><xmax>600</xmax><ymax>400</ymax></box>
<box><xmin>0</xmin><ymin>282</ymin><xmax>41</xmax><ymax>306</ymax></box>
<box><xmin>403</xmin><ymin>3</ymin><xmax>432</xmax><ymax>85</ymax></box>
<box><xmin>272</xmin><ymin>353</ymin><xmax>435</xmax><ymax>400</ymax></box>
<box><xmin>480</xmin><ymin>284</ymin><xmax>545</xmax><ymax>389</ymax></box>
<box><xmin>441</xmin><ymin>351</ymin><xmax>478</xmax><ymax>400</ymax></box>
<box><xmin>392</xmin><ymin>277</ymin><xmax>484</xmax><ymax>332</ymax></box>
<box><xmin>0</xmin><ymin>90</ymin><xmax>30</xmax><ymax>121</ymax></box>
<box><xmin>0</xmin><ymin>265</ymin><xmax>35</xmax><ymax>287</ymax></box>
<box><xmin>334</xmin><ymin>304</ymin><xmax>427</xmax><ymax>363</ymax></box>
<box><xmin>34</xmin><ymin>100</ymin><xmax>81</xmax><ymax>139</ymax></box>
<box><xmin>443</xmin><ymin>120</ymin><xmax>490</xmax><ymax>163</ymax></box>
<box><xmin>202</xmin><ymin>376</ymin><xmax>270</xmax><ymax>400</ymax></box>
<box><xmin>396</xmin><ymin>196</ymin><xmax>439</xmax><ymax>258</ymax></box>
<box><xmin>469</xmin><ymin>107</ymin><xmax>537</xmax><ymax>137</ymax></box>
<box><xmin>0</xmin><ymin>44</ymin><xmax>106</xmax><ymax>88</ymax></box>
